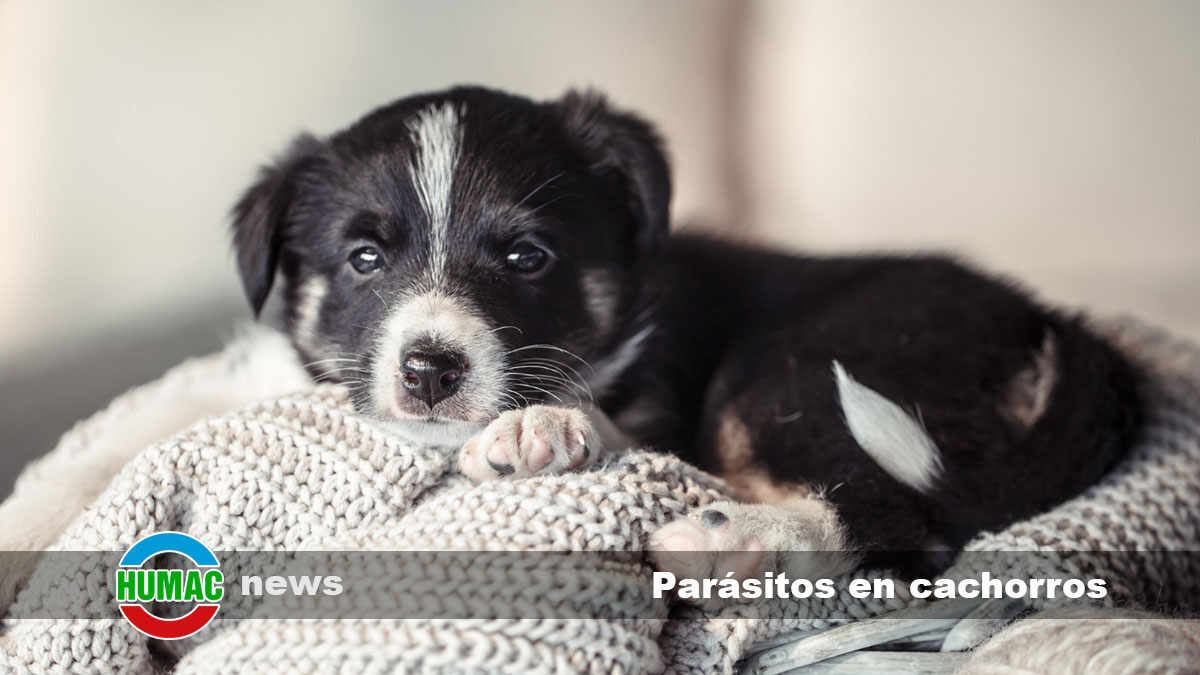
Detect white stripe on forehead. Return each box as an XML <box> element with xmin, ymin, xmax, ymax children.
<box><xmin>406</xmin><ymin>102</ymin><xmax>463</xmax><ymax>288</ymax></box>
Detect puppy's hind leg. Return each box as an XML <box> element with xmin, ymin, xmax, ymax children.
<box><xmin>648</xmin><ymin>396</ymin><xmax>862</xmax><ymax>590</ymax></box>
<box><xmin>648</xmin><ymin>488</ymin><xmax>859</xmax><ymax>587</ymax></box>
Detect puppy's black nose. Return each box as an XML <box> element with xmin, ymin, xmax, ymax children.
<box><xmin>400</xmin><ymin>351</ymin><xmax>465</xmax><ymax>409</ymax></box>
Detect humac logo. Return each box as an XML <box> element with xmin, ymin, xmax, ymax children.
<box><xmin>115</xmin><ymin>532</ymin><xmax>223</xmax><ymax>639</ymax></box>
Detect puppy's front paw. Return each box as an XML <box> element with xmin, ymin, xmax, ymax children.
<box><xmin>459</xmin><ymin>405</ymin><xmax>601</xmax><ymax>481</ymax></box>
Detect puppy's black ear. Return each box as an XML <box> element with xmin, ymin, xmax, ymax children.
<box><xmin>230</xmin><ymin>134</ymin><xmax>322</xmax><ymax>315</ymax></box>
<box><xmin>555</xmin><ymin>90</ymin><xmax>672</xmax><ymax>255</ymax></box>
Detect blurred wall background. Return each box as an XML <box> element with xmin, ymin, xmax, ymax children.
<box><xmin>1</xmin><ymin>0</ymin><xmax>1198</xmax><ymax>495</ymax></box>
<box><xmin>739</xmin><ymin>0</ymin><xmax>1200</xmax><ymax>336</ymax></box>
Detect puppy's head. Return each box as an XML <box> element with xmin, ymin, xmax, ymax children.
<box><xmin>230</xmin><ymin>87</ymin><xmax>669</xmax><ymax>434</ymax></box>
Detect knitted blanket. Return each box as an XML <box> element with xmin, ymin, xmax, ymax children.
<box><xmin>2</xmin><ymin>317</ymin><xmax>1198</xmax><ymax>674</ymax></box>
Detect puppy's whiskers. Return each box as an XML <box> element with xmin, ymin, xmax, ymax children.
<box><xmin>512</xmin><ymin>382</ymin><xmax>565</xmax><ymax>405</ymax></box>
<box><xmin>519</xmin><ymin>357</ymin><xmax>593</xmax><ymax>396</ymax></box>
<box><xmin>506</xmin><ymin>344</ymin><xmax>595</xmax><ymax>372</ymax></box>
<box><xmin>303</xmin><ymin>353</ymin><xmax>370</xmax><ymax>386</ymax></box>
<box><xmin>508</xmin><ymin>171</ymin><xmax>564</xmax><ymax>215</ymax></box>
<box><xmin>507</xmin><ymin>363</ymin><xmax>594</xmax><ymax>404</ymax></box>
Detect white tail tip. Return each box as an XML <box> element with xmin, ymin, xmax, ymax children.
<box><xmin>833</xmin><ymin>361</ymin><xmax>943</xmax><ymax>493</ymax></box>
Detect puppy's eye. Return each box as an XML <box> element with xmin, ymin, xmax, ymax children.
<box><xmin>505</xmin><ymin>241</ymin><xmax>550</xmax><ymax>275</ymax></box>
<box><xmin>348</xmin><ymin>246</ymin><xmax>384</xmax><ymax>274</ymax></box>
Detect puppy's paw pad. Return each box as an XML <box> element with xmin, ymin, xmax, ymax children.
<box><xmin>459</xmin><ymin>405</ymin><xmax>599</xmax><ymax>481</ymax></box>
<box><xmin>647</xmin><ymin>502</ymin><xmax>767</xmax><ymax>582</ymax></box>
<box><xmin>648</xmin><ymin>499</ymin><xmax>860</xmax><ymax>607</ymax></box>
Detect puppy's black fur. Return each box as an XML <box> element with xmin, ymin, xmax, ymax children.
<box><xmin>231</xmin><ymin>85</ymin><xmax>1141</xmax><ymax>568</ymax></box>
<box><xmin>634</xmin><ymin>241</ymin><xmax>1140</xmax><ymax>553</ymax></box>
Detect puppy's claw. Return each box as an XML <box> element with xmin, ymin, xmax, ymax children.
<box><xmin>460</xmin><ymin>405</ymin><xmax>601</xmax><ymax>481</ymax></box>
<box><xmin>487</xmin><ymin>459</ymin><xmax>515</xmax><ymax>476</ymax></box>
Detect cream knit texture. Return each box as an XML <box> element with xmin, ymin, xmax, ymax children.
<box><xmin>1</xmin><ymin>317</ymin><xmax>1197</xmax><ymax>674</ymax></box>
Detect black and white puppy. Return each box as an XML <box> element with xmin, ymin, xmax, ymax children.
<box><xmin>231</xmin><ymin>86</ymin><xmax>1141</xmax><ymax>582</ymax></box>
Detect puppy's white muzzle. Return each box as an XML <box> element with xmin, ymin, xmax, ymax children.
<box><xmin>370</xmin><ymin>292</ymin><xmax>506</xmax><ymax>424</ymax></box>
